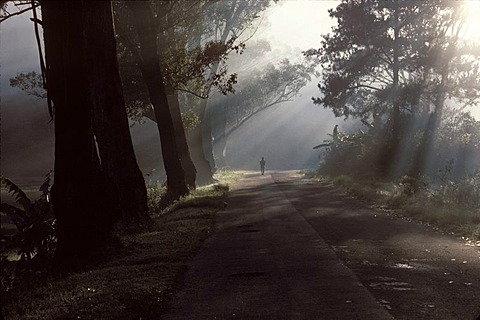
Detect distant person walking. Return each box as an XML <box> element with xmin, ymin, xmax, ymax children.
<box><xmin>260</xmin><ymin>157</ymin><xmax>266</xmax><ymax>175</ymax></box>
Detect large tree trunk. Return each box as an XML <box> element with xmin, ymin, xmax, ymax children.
<box><xmin>86</xmin><ymin>1</ymin><xmax>149</xmax><ymax>222</ymax></box>
<box><xmin>167</xmin><ymin>91</ymin><xmax>197</xmax><ymax>189</ymax></box>
<box><xmin>386</xmin><ymin>4</ymin><xmax>402</xmax><ymax>178</ymax></box>
<box><xmin>203</xmin><ymin>102</ymin><xmax>216</xmax><ymax>172</ymax></box>
<box><xmin>189</xmin><ymin>99</ymin><xmax>214</xmax><ymax>185</ymax></box>
<box><xmin>137</xmin><ymin>93</ymin><xmax>197</xmax><ymax>189</ymax></box>
<box><xmin>42</xmin><ymin>1</ymin><xmax>120</xmax><ymax>263</ymax></box>
<box><xmin>128</xmin><ymin>1</ymin><xmax>189</xmax><ymax>199</ymax></box>
<box><xmin>189</xmin><ymin>2</ymin><xmax>247</xmax><ymax>184</ymax></box>
<box><xmin>195</xmin><ymin>1</ymin><xmax>251</xmax><ymax>180</ymax></box>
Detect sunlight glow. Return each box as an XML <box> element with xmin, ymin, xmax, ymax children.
<box><xmin>261</xmin><ymin>0</ymin><xmax>339</xmax><ymax>53</ymax></box>
<box><xmin>461</xmin><ymin>0</ymin><xmax>480</xmax><ymax>41</ymax></box>
<box><xmin>461</xmin><ymin>1</ymin><xmax>480</xmax><ymax>120</ymax></box>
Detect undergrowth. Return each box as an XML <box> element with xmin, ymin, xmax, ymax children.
<box><xmin>310</xmin><ymin>170</ymin><xmax>480</xmax><ymax>241</ymax></box>
<box><xmin>1</xmin><ymin>170</ymin><xmax>243</xmax><ymax>319</ymax></box>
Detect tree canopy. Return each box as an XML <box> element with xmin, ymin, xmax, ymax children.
<box><xmin>305</xmin><ymin>0</ymin><xmax>480</xmax><ymax>123</ymax></box>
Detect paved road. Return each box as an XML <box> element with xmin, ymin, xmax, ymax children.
<box><xmin>162</xmin><ymin>171</ymin><xmax>480</xmax><ymax>319</ymax></box>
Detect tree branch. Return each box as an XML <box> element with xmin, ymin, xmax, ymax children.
<box><xmin>224</xmin><ymin>99</ymin><xmax>291</xmax><ymax>139</ymax></box>
<box><xmin>175</xmin><ymin>87</ymin><xmax>208</xmax><ymax>99</ymax></box>
<box><xmin>347</xmin><ymin>84</ymin><xmax>382</xmax><ymax>91</ymax></box>
<box><xmin>0</xmin><ymin>1</ymin><xmax>39</xmax><ymax>23</ymax></box>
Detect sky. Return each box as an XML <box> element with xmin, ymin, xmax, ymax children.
<box><xmin>461</xmin><ymin>0</ymin><xmax>480</xmax><ymax>41</ymax></box>
<box><xmin>0</xmin><ymin>5</ymin><xmax>54</xmax><ymax>185</ymax></box>
<box><xmin>260</xmin><ymin>0</ymin><xmax>338</xmax><ymax>52</ymax></box>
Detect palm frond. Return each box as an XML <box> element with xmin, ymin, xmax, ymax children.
<box><xmin>1</xmin><ymin>176</ymin><xmax>32</xmax><ymax>211</ymax></box>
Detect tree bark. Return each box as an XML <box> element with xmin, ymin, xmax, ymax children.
<box><xmin>190</xmin><ymin>2</ymin><xmax>248</xmax><ymax>183</ymax></box>
<box><xmin>189</xmin><ymin>99</ymin><xmax>215</xmax><ymax>185</ymax></box>
<box><xmin>42</xmin><ymin>1</ymin><xmax>120</xmax><ymax>263</ymax></box>
<box><xmin>167</xmin><ymin>91</ymin><xmax>197</xmax><ymax>189</ymax></box>
<box><xmin>128</xmin><ymin>1</ymin><xmax>189</xmax><ymax>199</ymax></box>
<box><xmin>85</xmin><ymin>1</ymin><xmax>149</xmax><ymax>222</ymax></box>
<box><xmin>203</xmin><ymin>102</ymin><xmax>216</xmax><ymax>172</ymax></box>
<box><xmin>387</xmin><ymin>1</ymin><xmax>402</xmax><ymax>178</ymax></box>
<box><xmin>115</xmin><ymin>2</ymin><xmax>196</xmax><ymax>190</ymax></box>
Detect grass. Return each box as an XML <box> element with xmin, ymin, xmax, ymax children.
<box><xmin>307</xmin><ymin>171</ymin><xmax>480</xmax><ymax>242</ymax></box>
<box><xmin>1</xmin><ymin>170</ymin><xmax>244</xmax><ymax>320</ymax></box>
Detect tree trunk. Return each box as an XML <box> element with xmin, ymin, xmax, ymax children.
<box><xmin>42</xmin><ymin>1</ymin><xmax>120</xmax><ymax>263</ymax></box>
<box><xmin>211</xmin><ymin>104</ymin><xmax>227</xmax><ymax>168</ymax></box>
<box><xmin>197</xmin><ymin>1</ymin><xmax>250</xmax><ymax>178</ymax></box>
<box><xmin>387</xmin><ymin>2</ymin><xmax>402</xmax><ymax>178</ymax></box>
<box><xmin>128</xmin><ymin>1</ymin><xmax>189</xmax><ymax>199</ymax></box>
<box><xmin>189</xmin><ymin>99</ymin><xmax>214</xmax><ymax>185</ymax></box>
<box><xmin>190</xmin><ymin>2</ymin><xmax>247</xmax><ymax>184</ymax></box>
<box><xmin>167</xmin><ymin>91</ymin><xmax>197</xmax><ymax>189</ymax></box>
<box><xmin>203</xmin><ymin>102</ymin><xmax>216</xmax><ymax>172</ymax></box>
<box><xmin>85</xmin><ymin>1</ymin><xmax>149</xmax><ymax>222</ymax></box>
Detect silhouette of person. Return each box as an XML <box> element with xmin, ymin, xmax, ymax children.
<box><xmin>260</xmin><ymin>157</ymin><xmax>266</xmax><ymax>175</ymax></box>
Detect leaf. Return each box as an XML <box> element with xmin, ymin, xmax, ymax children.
<box><xmin>39</xmin><ymin>170</ymin><xmax>53</xmax><ymax>200</ymax></box>
<box><xmin>1</xmin><ymin>176</ymin><xmax>31</xmax><ymax>211</ymax></box>
<box><xmin>0</xmin><ymin>203</ymin><xmax>28</xmax><ymax>230</ymax></box>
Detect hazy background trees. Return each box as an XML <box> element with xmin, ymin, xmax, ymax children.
<box><xmin>307</xmin><ymin>0</ymin><xmax>480</xmax><ymax>182</ymax></box>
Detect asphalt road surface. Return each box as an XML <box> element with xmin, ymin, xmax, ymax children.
<box><xmin>162</xmin><ymin>171</ymin><xmax>480</xmax><ymax>320</ymax></box>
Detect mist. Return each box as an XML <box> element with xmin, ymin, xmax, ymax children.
<box><xmin>1</xmin><ymin>9</ymin><xmax>53</xmax><ymax>185</ymax></box>
<box><xmin>1</xmin><ymin>1</ymin><xmax>341</xmax><ymax>185</ymax></box>
<box><xmin>2</xmin><ymin>0</ymin><xmax>477</xmax><ymax>187</ymax></box>
<box><xmin>216</xmin><ymin>81</ymin><xmax>339</xmax><ymax>170</ymax></box>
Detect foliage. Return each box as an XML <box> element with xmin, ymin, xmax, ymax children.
<box><xmin>305</xmin><ymin>0</ymin><xmax>479</xmax><ymax>121</ymax></box>
<box><xmin>417</xmin><ymin>109</ymin><xmax>480</xmax><ymax>179</ymax></box>
<box><xmin>314</xmin><ymin>124</ymin><xmax>368</xmax><ymax>150</ymax></box>
<box><xmin>438</xmin><ymin>111</ymin><xmax>480</xmax><ymax>149</ymax></box>
<box><xmin>113</xmin><ymin>1</ymin><xmax>247</xmax><ymax>123</ymax></box>
<box><xmin>146</xmin><ymin>181</ymin><xmax>167</xmax><ymax>214</ymax></box>
<box><xmin>314</xmin><ymin>167</ymin><xmax>480</xmax><ymax>240</ymax></box>
<box><xmin>316</xmin><ymin>101</ymin><xmax>480</xmax><ymax>183</ymax></box>
<box><xmin>433</xmin><ymin>164</ymin><xmax>480</xmax><ymax>210</ymax></box>
<box><xmin>0</xmin><ymin>172</ymin><xmax>56</xmax><ymax>263</ymax></box>
<box><xmin>315</xmin><ymin>124</ymin><xmax>389</xmax><ymax>179</ymax></box>
<box><xmin>9</xmin><ymin>71</ymin><xmax>46</xmax><ymax>99</ymax></box>
<box><xmin>145</xmin><ymin>168</ymin><xmax>242</xmax><ymax>214</ymax></box>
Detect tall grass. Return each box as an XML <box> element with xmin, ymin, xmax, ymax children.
<box><xmin>314</xmin><ymin>169</ymin><xmax>480</xmax><ymax>241</ymax></box>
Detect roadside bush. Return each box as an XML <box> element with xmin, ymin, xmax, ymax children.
<box><xmin>421</xmin><ymin>168</ymin><xmax>480</xmax><ymax>211</ymax></box>
<box><xmin>146</xmin><ymin>181</ymin><xmax>167</xmax><ymax>214</ymax></box>
<box><xmin>1</xmin><ymin>174</ymin><xmax>56</xmax><ymax>297</ymax></box>
<box><xmin>0</xmin><ymin>174</ymin><xmax>56</xmax><ymax>264</ymax></box>
<box><xmin>399</xmin><ymin>175</ymin><xmax>427</xmax><ymax>196</ymax></box>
